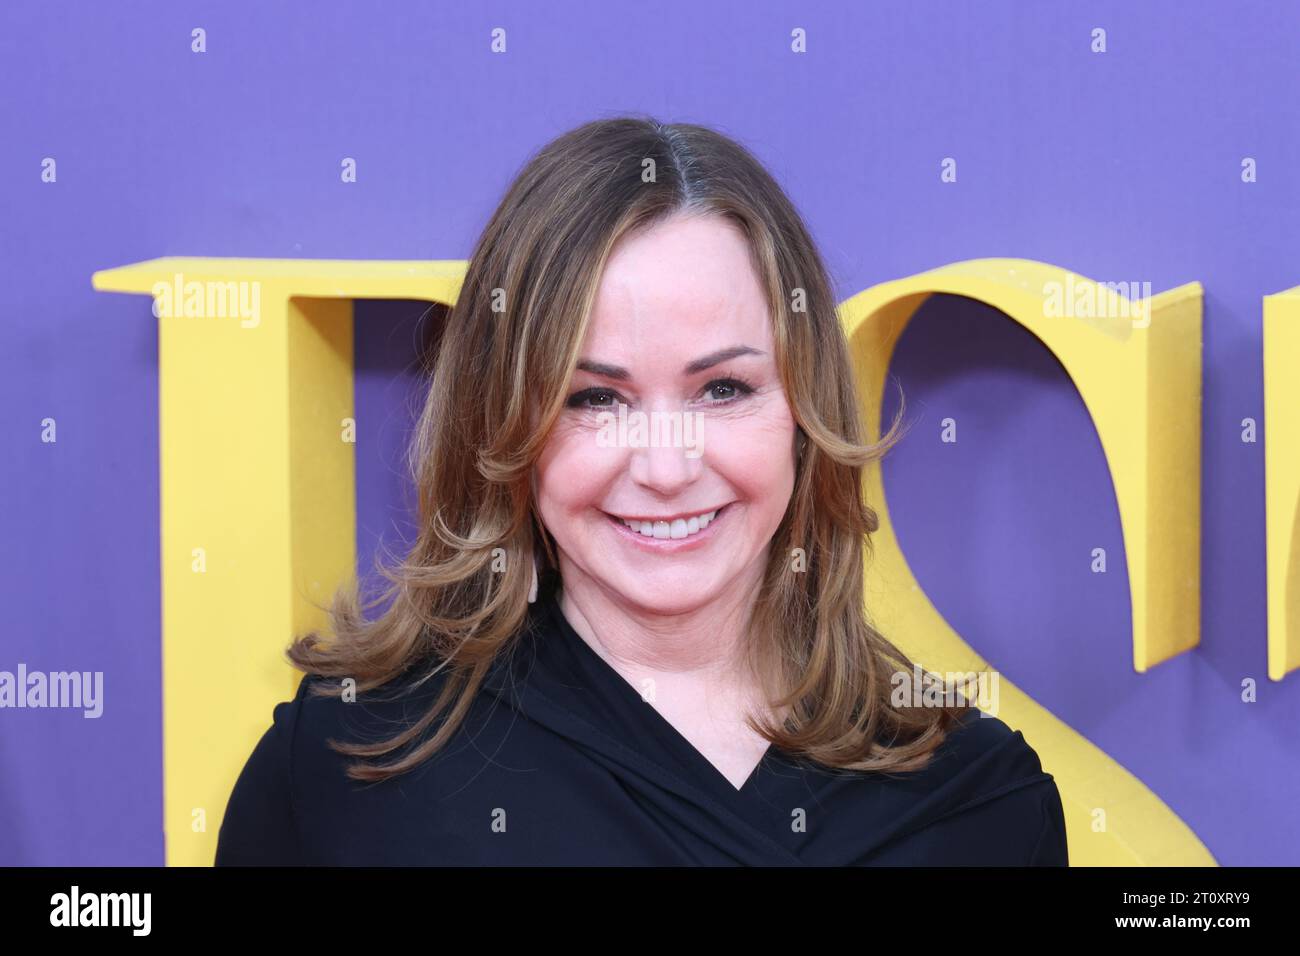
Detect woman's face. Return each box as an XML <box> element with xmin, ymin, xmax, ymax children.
<box><xmin>534</xmin><ymin>211</ymin><xmax>798</xmax><ymax>616</ymax></box>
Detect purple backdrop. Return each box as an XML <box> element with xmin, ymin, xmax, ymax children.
<box><xmin>1</xmin><ymin>0</ymin><xmax>1296</xmax><ymax>865</ymax></box>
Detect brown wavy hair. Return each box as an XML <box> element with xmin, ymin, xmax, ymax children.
<box><xmin>287</xmin><ymin>114</ymin><xmax>976</xmax><ymax>782</ymax></box>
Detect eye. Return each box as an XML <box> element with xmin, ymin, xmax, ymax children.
<box><xmin>702</xmin><ymin>377</ymin><xmax>756</xmax><ymax>404</ymax></box>
<box><xmin>565</xmin><ymin>377</ymin><xmax>757</xmax><ymax>410</ymax></box>
<box><xmin>566</xmin><ymin>387</ymin><xmax>625</xmax><ymax>410</ymax></box>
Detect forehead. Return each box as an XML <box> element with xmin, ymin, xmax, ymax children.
<box><xmin>585</xmin><ymin>213</ymin><xmax>772</xmax><ymax>351</ymax></box>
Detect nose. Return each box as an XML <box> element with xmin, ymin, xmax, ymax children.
<box><xmin>626</xmin><ymin>419</ymin><xmax>703</xmax><ymax>497</ymax></box>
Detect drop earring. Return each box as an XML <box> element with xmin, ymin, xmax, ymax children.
<box><xmin>528</xmin><ymin>555</ymin><xmax>539</xmax><ymax>604</ymax></box>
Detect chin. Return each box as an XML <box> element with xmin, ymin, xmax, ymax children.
<box><xmin>606</xmin><ymin>569</ymin><xmax>731</xmax><ymax>613</ymax></box>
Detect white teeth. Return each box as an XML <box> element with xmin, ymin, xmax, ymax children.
<box><xmin>619</xmin><ymin>509</ymin><xmax>718</xmax><ymax>539</ymax></box>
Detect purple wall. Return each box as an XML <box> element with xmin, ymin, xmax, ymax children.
<box><xmin>2</xmin><ymin>0</ymin><xmax>1296</xmax><ymax>865</ymax></box>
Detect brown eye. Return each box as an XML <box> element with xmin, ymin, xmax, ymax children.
<box><xmin>702</xmin><ymin>378</ymin><xmax>756</xmax><ymax>404</ymax></box>
<box><xmin>566</xmin><ymin>388</ymin><xmax>623</xmax><ymax>409</ymax></box>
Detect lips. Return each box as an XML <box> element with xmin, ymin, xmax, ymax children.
<box><xmin>604</xmin><ymin>504</ymin><xmax>728</xmax><ymax>541</ymax></box>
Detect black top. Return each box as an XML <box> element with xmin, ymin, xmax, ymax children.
<box><xmin>215</xmin><ymin>588</ymin><xmax>1068</xmax><ymax>866</ymax></box>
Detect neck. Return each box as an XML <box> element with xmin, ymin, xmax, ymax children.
<box><xmin>554</xmin><ymin>564</ymin><xmax>765</xmax><ymax>686</ymax></box>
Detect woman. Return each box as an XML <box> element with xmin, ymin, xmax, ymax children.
<box><xmin>215</xmin><ymin>116</ymin><xmax>1068</xmax><ymax>866</ymax></box>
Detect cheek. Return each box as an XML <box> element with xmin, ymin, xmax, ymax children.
<box><xmin>704</xmin><ymin>406</ymin><xmax>796</xmax><ymax>515</ymax></box>
<box><xmin>534</xmin><ymin>424</ymin><xmax>620</xmax><ymax>518</ymax></box>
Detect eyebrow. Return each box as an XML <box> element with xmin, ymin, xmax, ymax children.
<box><xmin>575</xmin><ymin>345</ymin><xmax>766</xmax><ymax>381</ymax></box>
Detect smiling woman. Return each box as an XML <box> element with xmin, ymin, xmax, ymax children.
<box><xmin>214</xmin><ymin>115</ymin><xmax>1068</xmax><ymax>866</ymax></box>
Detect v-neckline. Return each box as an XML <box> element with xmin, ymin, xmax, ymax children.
<box><xmin>544</xmin><ymin>591</ymin><xmax>776</xmax><ymax>799</ymax></box>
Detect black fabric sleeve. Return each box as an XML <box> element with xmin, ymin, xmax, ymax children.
<box><xmin>214</xmin><ymin>681</ymin><xmax>307</xmax><ymax>866</ymax></box>
<box><xmin>1028</xmin><ymin>779</ymin><xmax>1069</xmax><ymax>866</ymax></box>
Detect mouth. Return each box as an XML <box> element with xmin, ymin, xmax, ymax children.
<box><xmin>603</xmin><ymin>504</ymin><xmax>731</xmax><ymax>548</ymax></box>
